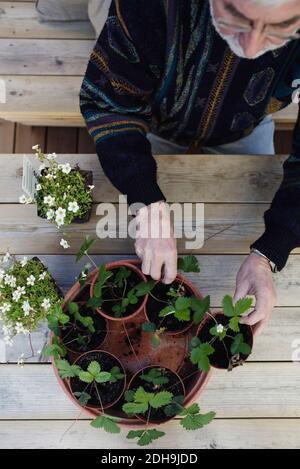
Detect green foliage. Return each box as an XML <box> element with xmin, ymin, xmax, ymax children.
<box><xmin>127</xmin><ymin>429</ymin><xmax>165</xmax><ymax>446</ymax></box>
<box><xmin>43</xmin><ymin>335</ymin><xmax>66</xmax><ymax>359</ymax></box>
<box><xmin>73</xmin><ymin>391</ymin><xmax>91</xmax><ymax>406</ymax></box>
<box><xmin>140</xmin><ymin>368</ymin><xmax>169</xmax><ymax>386</ymax></box>
<box><xmin>76</xmin><ymin>237</ymin><xmax>96</xmax><ymax>262</ymax></box>
<box><xmin>91</xmin><ymin>415</ymin><xmax>121</xmax><ymax>434</ymax></box>
<box><xmin>231</xmin><ymin>333</ymin><xmax>252</xmax><ymax>356</ymax></box>
<box><xmin>78</xmin><ymin>361</ymin><xmax>111</xmax><ymax>384</ymax></box>
<box><xmin>180</xmin><ymin>404</ymin><xmax>216</xmax><ymax>430</ymax></box>
<box><xmin>109</xmin><ymin>366</ymin><xmax>125</xmax><ymax>384</ymax></box>
<box><xmin>190</xmin><ymin>340</ymin><xmax>215</xmax><ymax>372</ymax></box>
<box><xmin>177</xmin><ymin>256</ymin><xmax>200</xmax><ymax>273</ymax></box>
<box><xmin>191</xmin><ymin>296</ymin><xmax>210</xmax><ymax>325</ymax></box>
<box><xmin>55</xmin><ymin>359</ymin><xmax>80</xmax><ymax>379</ymax></box>
<box><xmin>122</xmin><ymin>386</ymin><xmax>173</xmax><ymax>416</ymax></box>
<box><xmin>164</xmin><ymin>395</ymin><xmax>185</xmax><ymax>417</ymax></box>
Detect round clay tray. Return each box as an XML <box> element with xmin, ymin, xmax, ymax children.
<box><xmin>51</xmin><ymin>259</ymin><xmax>213</xmax><ymax>426</ymax></box>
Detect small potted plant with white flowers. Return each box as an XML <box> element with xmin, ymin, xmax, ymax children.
<box><xmin>0</xmin><ymin>253</ymin><xmax>63</xmax><ymax>353</ymax></box>
<box><xmin>19</xmin><ymin>145</ymin><xmax>94</xmax><ymax>228</ymax></box>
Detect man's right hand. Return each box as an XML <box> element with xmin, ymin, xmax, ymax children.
<box><xmin>134</xmin><ymin>201</ymin><xmax>177</xmax><ymax>284</ymax></box>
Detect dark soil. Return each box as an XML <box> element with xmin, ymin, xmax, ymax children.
<box><xmin>59</xmin><ymin>305</ymin><xmax>107</xmax><ymax>353</ymax></box>
<box><xmin>100</xmin><ymin>268</ymin><xmax>145</xmax><ymax>318</ymax></box>
<box><xmin>129</xmin><ymin>367</ymin><xmax>184</xmax><ymax>422</ymax></box>
<box><xmin>146</xmin><ymin>280</ymin><xmax>194</xmax><ymax>333</ymax></box>
<box><xmin>70</xmin><ymin>351</ymin><xmax>125</xmax><ymax>408</ymax></box>
<box><xmin>198</xmin><ymin>313</ymin><xmax>253</xmax><ymax>369</ymax></box>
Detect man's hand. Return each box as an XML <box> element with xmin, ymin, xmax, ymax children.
<box><xmin>234</xmin><ymin>252</ymin><xmax>277</xmax><ymax>335</ymax></box>
<box><xmin>134</xmin><ymin>201</ymin><xmax>177</xmax><ymax>284</ymax></box>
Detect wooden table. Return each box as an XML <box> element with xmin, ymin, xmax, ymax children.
<box><xmin>1</xmin><ymin>153</ymin><xmax>300</xmax><ymax>449</ymax></box>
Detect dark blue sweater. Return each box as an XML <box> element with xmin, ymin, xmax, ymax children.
<box><xmin>80</xmin><ymin>0</ymin><xmax>300</xmax><ymax>271</ymax></box>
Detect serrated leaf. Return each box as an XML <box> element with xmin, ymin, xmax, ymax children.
<box><xmin>95</xmin><ymin>371</ymin><xmax>112</xmax><ymax>383</ymax></box>
<box><xmin>180</xmin><ymin>411</ymin><xmax>215</xmax><ymax>430</ymax></box>
<box><xmin>73</xmin><ymin>391</ymin><xmax>91</xmax><ymax>406</ymax></box>
<box><xmin>55</xmin><ymin>359</ymin><xmax>80</xmax><ymax>379</ymax></box>
<box><xmin>124</xmin><ymin>390</ymin><xmax>135</xmax><ymax>402</ymax></box>
<box><xmin>91</xmin><ymin>415</ymin><xmax>120</xmax><ymax>434</ymax></box>
<box><xmin>191</xmin><ymin>296</ymin><xmax>210</xmax><ymax>324</ymax></box>
<box><xmin>68</xmin><ymin>302</ymin><xmax>79</xmax><ymax>314</ymax></box>
<box><xmin>184</xmin><ymin>403</ymin><xmax>200</xmax><ymax>415</ymax></box>
<box><xmin>76</xmin><ymin>237</ymin><xmax>96</xmax><ymax>262</ymax></box>
<box><xmin>86</xmin><ymin>296</ymin><xmax>103</xmax><ymax>309</ymax></box>
<box><xmin>229</xmin><ymin>316</ymin><xmax>240</xmax><ymax>333</ymax></box>
<box><xmin>164</xmin><ymin>395</ymin><xmax>185</xmax><ymax>417</ymax></box>
<box><xmin>177</xmin><ymin>256</ymin><xmax>200</xmax><ymax>273</ymax></box>
<box><xmin>234</xmin><ymin>297</ymin><xmax>253</xmax><ymax>316</ymax></box>
<box><xmin>175</xmin><ymin>296</ymin><xmax>191</xmax><ymax>310</ymax></box>
<box><xmin>122</xmin><ymin>402</ymin><xmax>148</xmax><ymax>415</ymax></box>
<box><xmin>135</xmin><ymin>279</ymin><xmax>156</xmax><ymax>297</ymax></box>
<box><xmin>158</xmin><ymin>306</ymin><xmax>175</xmax><ymax>318</ymax></box>
<box><xmin>127</xmin><ymin>429</ymin><xmax>165</xmax><ymax>446</ymax></box>
<box><xmin>149</xmin><ymin>391</ymin><xmax>173</xmax><ymax>409</ymax></box>
<box><xmin>78</xmin><ymin>371</ymin><xmax>94</xmax><ymax>383</ymax></box>
<box><xmin>239</xmin><ymin>342</ymin><xmax>252</xmax><ymax>356</ymax></box>
<box><xmin>87</xmin><ymin>361</ymin><xmax>101</xmax><ymax>377</ymax></box>
<box><xmin>174</xmin><ymin>308</ymin><xmax>191</xmax><ymax>322</ymax></box>
<box><xmin>222</xmin><ymin>295</ymin><xmax>235</xmax><ymax>317</ymax></box>
<box><xmin>109</xmin><ymin>366</ymin><xmax>124</xmax><ymax>383</ymax></box>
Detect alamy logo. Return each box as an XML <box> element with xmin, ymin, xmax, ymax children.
<box><xmin>292</xmin><ymin>79</ymin><xmax>300</xmax><ymax>104</ymax></box>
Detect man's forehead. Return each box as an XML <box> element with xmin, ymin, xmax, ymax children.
<box><xmin>221</xmin><ymin>0</ymin><xmax>300</xmax><ymax>22</ymax></box>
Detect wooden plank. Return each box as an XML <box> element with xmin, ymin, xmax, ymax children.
<box><xmin>0</xmin><ymin>118</ymin><xmax>15</xmax><ymax>152</ymax></box>
<box><xmin>0</xmin><ymin>419</ymin><xmax>299</xmax><ymax>449</ymax></box>
<box><xmin>0</xmin><ymin>76</ymin><xmax>84</xmax><ymax>126</ymax></box>
<box><xmin>78</xmin><ymin>127</ymin><xmax>96</xmax><ymax>153</ymax></box>
<box><xmin>0</xmin><ymin>39</ymin><xmax>94</xmax><ymax>75</ymax></box>
<box><xmin>0</xmin><ymin>154</ymin><xmax>286</xmax><ymax>203</ymax></box>
<box><xmin>14</xmin><ymin>124</ymin><xmax>46</xmax><ymax>152</ymax></box>
<box><xmin>0</xmin><ymin>2</ymin><xmax>95</xmax><ymax>39</ymax></box>
<box><xmin>273</xmin><ymin>104</ymin><xmax>298</xmax><ymax>131</ymax></box>
<box><xmin>1</xmin><ymin>363</ymin><xmax>300</xmax><ymax>419</ymax></box>
<box><xmin>1</xmin><ymin>307</ymin><xmax>298</xmax><ymax>363</ymax></box>
<box><xmin>46</xmin><ymin>127</ymin><xmax>78</xmax><ymax>153</ymax></box>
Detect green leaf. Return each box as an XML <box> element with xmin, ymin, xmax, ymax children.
<box><xmin>55</xmin><ymin>359</ymin><xmax>80</xmax><ymax>379</ymax></box>
<box><xmin>190</xmin><ymin>343</ymin><xmax>214</xmax><ymax>373</ymax></box>
<box><xmin>78</xmin><ymin>371</ymin><xmax>94</xmax><ymax>383</ymax></box>
<box><xmin>140</xmin><ymin>368</ymin><xmax>169</xmax><ymax>386</ymax></box>
<box><xmin>150</xmin><ymin>334</ymin><xmax>161</xmax><ymax>348</ymax></box>
<box><xmin>76</xmin><ymin>237</ymin><xmax>96</xmax><ymax>262</ymax></box>
<box><xmin>174</xmin><ymin>308</ymin><xmax>190</xmax><ymax>322</ymax></box>
<box><xmin>127</xmin><ymin>429</ymin><xmax>165</xmax><ymax>446</ymax></box>
<box><xmin>159</xmin><ymin>306</ymin><xmax>175</xmax><ymax>318</ymax></box>
<box><xmin>222</xmin><ymin>295</ymin><xmax>236</xmax><ymax>317</ymax></box>
<box><xmin>135</xmin><ymin>280</ymin><xmax>156</xmax><ymax>297</ymax></box>
<box><xmin>191</xmin><ymin>296</ymin><xmax>210</xmax><ymax>325</ymax></box>
<box><xmin>87</xmin><ymin>361</ymin><xmax>101</xmax><ymax>377</ymax></box>
<box><xmin>142</xmin><ymin>322</ymin><xmax>157</xmax><ymax>333</ymax></box>
<box><xmin>175</xmin><ymin>296</ymin><xmax>191</xmax><ymax>310</ymax></box>
<box><xmin>86</xmin><ymin>296</ymin><xmax>103</xmax><ymax>309</ymax></box>
<box><xmin>91</xmin><ymin>415</ymin><xmax>120</xmax><ymax>434</ymax></box>
<box><xmin>181</xmin><ymin>411</ymin><xmax>216</xmax><ymax>430</ymax></box>
<box><xmin>164</xmin><ymin>395</ymin><xmax>185</xmax><ymax>417</ymax></box>
<box><xmin>184</xmin><ymin>403</ymin><xmax>200</xmax><ymax>415</ymax></box>
<box><xmin>177</xmin><ymin>255</ymin><xmax>200</xmax><ymax>273</ymax></box>
<box><xmin>73</xmin><ymin>391</ymin><xmax>91</xmax><ymax>406</ymax></box>
<box><xmin>95</xmin><ymin>372</ymin><xmax>112</xmax><ymax>384</ymax></box>
<box><xmin>68</xmin><ymin>302</ymin><xmax>79</xmax><ymax>315</ymax></box>
<box><xmin>122</xmin><ymin>402</ymin><xmax>148</xmax><ymax>415</ymax></box>
<box><xmin>124</xmin><ymin>390</ymin><xmax>135</xmax><ymax>402</ymax></box>
<box><xmin>234</xmin><ymin>297</ymin><xmax>253</xmax><ymax>316</ymax></box>
<box><xmin>43</xmin><ymin>343</ymin><xmax>66</xmax><ymax>359</ymax></box>
<box><xmin>210</xmin><ymin>325</ymin><xmax>227</xmax><ymax>341</ymax></box>
<box><xmin>109</xmin><ymin>366</ymin><xmax>125</xmax><ymax>383</ymax></box>
<box><xmin>229</xmin><ymin>316</ymin><xmax>240</xmax><ymax>333</ymax></box>
<box><xmin>190</xmin><ymin>336</ymin><xmax>201</xmax><ymax>348</ymax></box>
<box><xmin>94</xmin><ymin>265</ymin><xmax>113</xmax><ymax>298</ymax></box>
<box><xmin>230</xmin><ymin>333</ymin><xmax>252</xmax><ymax>356</ymax></box>
<box><xmin>149</xmin><ymin>391</ymin><xmax>173</xmax><ymax>409</ymax></box>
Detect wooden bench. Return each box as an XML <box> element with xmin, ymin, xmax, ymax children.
<box><xmin>0</xmin><ymin>0</ymin><xmax>298</xmax><ymax>131</ymax></box>
<box><xmin>1</xmin><ymin>152</ymin><xmax>300</xmax><ymax>448</ymax></box>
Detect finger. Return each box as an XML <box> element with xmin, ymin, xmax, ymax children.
<box><xmin>150</xmin><ymin>255</ymin><xmax>164</xmax><ymax>281</ymax></box>
<box><xmin>162</xmin><ymin>252</ymin><xmax>177</xmax><ymax>284</ymax></box>
<box><xmin>239</xmin><ymin>308</ymin><xmax>264</xmax><ymax>326</ymax></box>
<box><xmin>253</xmin><ymin>319</ymin><xmax>269</xmax><ymax>336</ymax></box>
<box><xmin>233</xmin><ymin>281</ymin><xmax>249</xmax><ymax>303</ymax></box>
<box><xmin>134</xmin><ymin>243</ymin><xmax>143</xmax><ymax>259</ymax></box>
<box><xmin>141</xmin><ymin>251</ymin><xmax>151</xmax><ymax>276</ymax></box>
<box><xmin>240</xmin><ymin>288</ymin><xmax>273</xmax><ymax>326</ymax></box>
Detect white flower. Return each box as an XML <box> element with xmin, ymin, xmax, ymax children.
<box><xmin>80</xmin><ymin>271</ymin><xmax>87</xmax><ymax>279</ymax></box>
<box><xmin>44</xmin><ymin>195</ymin><xmax>55</xmax><ymax>207</ymax></box>
<box><xmin>0</xmin><ymin>269</ymin><xmax>5</xmax><ymax>281</ymax></box>
<box><xmin>3</xmin><ymin>335</ymin><xmax>13</xmax><ymax>346</ymax></box>
<box><xmin>88</xmin><ymin>185</ymin><xmax>95</xmax><ymax>191</ymax></box>
<box><xmin>20</xmin><ymin>257</ymin><xmax>28</xmax><ymax>267</ymax></box>
<box><xmin>39</xmin><ymin>271</ymin><xmax>47</xmax><ymax>280</ymax></box>
<box><xmin>22</xmin><ymin>300</ymin><xmax>31</xmax><ymax>316</ymax></box>
<box><xmin>216</xmin><ymin>324</ymin><xmax>224</xmax><ymax>334</ymax></box>
<box><xmin>26</xmin><ymin>275</ymin><xmax>35</xmax><ymax>287</ymax></box>
<box><xmin>4</xmin><ymin>275</ymin><xmax>16</xmax><ymax>288</ymax></box>
<box><xmin>55</xmin><ymin>215</ymin><xmax>65</xmax><ymax>227</ymax></box>
<box><xmin>12</xmin><ymin>291</ymin><xmax>21</xmax><ymax>302</ymax></box>
<box><xmin>19</xmin><ymin>195</ymin><xmax>32</xmax><ymax>205</ymax></box>
<box><xmin>45</xmin><ymin>173</ymin><xmax>54</xmax><ymax>180</ymax></box>
<box><xmin>60</xmin><ymin>163</ymin><xmax>72</xmax><ymax>175</ymax></box>
<box><xmin>32</xmin><ymin>144</ymin><xmax>40</xmax><ymax>151</ymax></box>
<box><xmin>41</xmin><ymin>298</ymin><xmax>51</xmax><ymax>310</ymax></box>
<box><xmin>55</xmin><ymin>207</ymin><xmax>66</xmax><ymax>226</ymax></box>
<box><xmin>68</xmin><ymin>201</ymin><xmax>79</xmax><ymax>213</ymax></box>
<box><xmin>60</xmin><ymin>239</ymin><xmax>70</xmax><ymax>249</ymax></box>
<box><xmin>15</xmin><ymin>322</ymin><xmax>25</xmax><ymax>334</ymax></box>
<box><xmin>63</xmin><ymin>193</ymin><xmax>67</xmax><ymax>200</ymax></box>
<box><xmin>46</xmin><ymin>209</ymin><xmax>55</xmax><ymax>220</ymax></box>
<box><xmin>36</xmin><ymin>184</ymin><xmax>42</xmax><ymax>192</ymax></box>
<box><xmin>47</xmin><ymin>153</ymin><xmax>57</xmax><ymax>161</ymax></box>
<box><xmin>0</xmin><ymin>302</ymin><xmax>11</xmax><ymax>314</ymax></box>
<box><xmin>2</xmin><ymin>252</ymin><xmax>10</xmax><ymax>264</ymax></box>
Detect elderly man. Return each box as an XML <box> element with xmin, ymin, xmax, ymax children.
<box><xmin>80</xmin><ymin>0</ymin><xmax>300</xmax><ymax>334</ymax></box>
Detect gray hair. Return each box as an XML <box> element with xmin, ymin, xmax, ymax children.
<box><xmin>250</xmin><ymin>0</ymin><xmax>295</xmax><ymax>6</ymax></box>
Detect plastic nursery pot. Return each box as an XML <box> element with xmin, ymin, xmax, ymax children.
<box><xmin>126</xmin><ymin>365</ymin><xmax>186</xmax><ymax>424</ymax></box>
<box><xmin>196</xmin><ymin>312</ymin><xmax>254</xmax><ymax>370</ymax></box>
<box><xmin>145</xmin><ymin>273</ymin><xmax>202</xmax><ymax>336</ymax></box>
<box><xmin>90</xmin><ymin>261</ymin><xmax>149</xmax><ymax>323</ymax></box>
<box><xmin>58</xmin><ymin>303</ymin><xmax>108</xmax><ymax>362</ymax></box>
<box><xmin>68</xmin><ymin>350</ymin><xmax>127</xmax><ymax>411</ymax></box>
<box><xmin>37</xmin><ymin>168</ymin><xmax>93</xmax><ymax>224</ymax></box>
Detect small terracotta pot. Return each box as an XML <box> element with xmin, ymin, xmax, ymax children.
<box><xmin>196</xmin><ymin>311</ymin><xmax>254</xmax><ymax>370</ymax></box>
<box><xmin>145</xmin><ymin>273</ymin><xmax>203</xmax><ymax>336</ymax></box>
<box><xmin>90</xmin><ymin>261</ymin><xmax>148</xmax><ymax>323</ymax></box>
<box><xmin>68</xmin><ymin>349</ymin><xmax>127</xmax><ymax>411</ymax></box>
<box><xmin>126</xmin><ymin>365</ymin><xmax>186</xmax><ymax>424</ymax></box>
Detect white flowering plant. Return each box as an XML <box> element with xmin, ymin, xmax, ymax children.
<box><xmin>0</xmin><ymin>254</ymin><xmax>63</xmax><ymax>346</ymax></box>
<box><xmin>20</xmin><ymin>145</ymin><xmax>94</xmax><ymax>228</ymax></box>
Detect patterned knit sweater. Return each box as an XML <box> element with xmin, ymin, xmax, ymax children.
<box><xmin>80</xmin><ymin>0</ymin><xmax>300</xmax><ymax>271</ymax></box>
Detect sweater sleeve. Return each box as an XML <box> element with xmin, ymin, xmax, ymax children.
<box><xmin>251</xmin><ymin>106</ymin><xmax>300</xmax><ymax>270</ymax></box>
<box><xmin>80</xmin><ymin>0</ymin><xmax>166</xmax><ymax>206</ymax></box>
